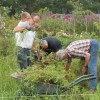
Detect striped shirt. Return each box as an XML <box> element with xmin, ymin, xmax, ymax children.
<box><xmin>65</xmin><ymin>40</ymin><xmax>91</xmax><ymax>58</ymax></box>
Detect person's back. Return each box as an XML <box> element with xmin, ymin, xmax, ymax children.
<box><xmin>22</xmin><ymin>31</ymin><xmax>36</xmax><ymax>49</ymax></box>
<box><xmin>66</xmin><ymin>39</ymin><xmax>91</xmax><ymax>57</ymax></box>
<box><xmin>14</xmin><ymin>12</ymin><xmax>31</xmax><ymax>47</ymax></box>
<box><xmin>15</xmin><ymin>21</ymin><xmax>30</xmax><ymax>47</ymax></box>
<box><xmin>56</xmin><ymin>39</ymin><xmax>99</xmax><ymax>93</ymax></box>
<box><xmin>45</xmin><ymin>37</ymin><xmax>62</xmax><ymax>52</ymax></box>
<box><xmin>40</xmin><ymin>36</ymin><xmax>62</xmax><ymax>54</ymax></box>
<box><xmin>22</xmin><ymin>15</ymin><xmax>40</xmax><ymax>50</ymax></box>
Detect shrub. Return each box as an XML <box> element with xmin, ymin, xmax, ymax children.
<box><xmin>0</xmin><ymin>6</ymin><xmax>18</xmax><ymax>56</ymax></box>
<box><xmin>38</xmin><ymin>17</ymin><xmax>67</xmax><ymax>37</ymax></box>
<box><xmin>18</xmin><ymin>60</ymin><xmax>72</xmax><ymax>96</ymax></box>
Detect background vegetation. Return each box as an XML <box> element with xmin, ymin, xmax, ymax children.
<box><xmin>0</xmin><ymin>0</ymin><xmax>100</xmax><ymax>15</ymax></box>
<box><xmin>0</xmin><ymin>0</ymin><xmax>100</xmax><ymax>100</ymax></box>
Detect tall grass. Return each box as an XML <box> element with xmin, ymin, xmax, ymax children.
<box><xmin>0</xmin><ymin>12</ymin><xmax>100</xmax><ymax>99</ymax></box>
<box><xmin>0</xmin><ymin>94</ymin><xmax>100</xmax><ymax>100</ymax></box>
<box><xmin>0</xmin><ymin>54</ymin><xmax>21</xmax><ymax>99</ymax></box>
<box><xmin>0</xmin><ymin>36</ymin><xmax>100</xmax><ymax>100</ymax></box>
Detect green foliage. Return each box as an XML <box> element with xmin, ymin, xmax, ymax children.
<box><xmin>0</xmin><ymin>4</ymin><xmax>100</xmax><ymax>99</ymax></box>
<box><xmin>0</xmin><ymin>6</ymin><xmax>10</xmax><ymax>36</ymax></box>
<box><xmin>93</xmin><ymin>22</ymin><xmax>100</xmax><ymax>36</ymax></box>
<box><xmin>38</xmin><ymin>7</ymin><xmax>49</xmax><ymax>15</ymax></box>
<box><xmin>18</xmin><ymin>61</ymin><xmax>69</xmax><ymax>96</ymax></box>
<box><xmin>0</xmin><ymin>6</ymin><xmax>17</xmax><ymax>56</ymax></box>
<box><xmin>0</xmin><ymin>0</ymin><xmax>99</xmax><ymax>15</ymax></box>
<box><xmin>94</xmin><ymin>22</ymin><xmax>100</xmax><ymax>30</ymax></box>
<box><xmin>0</xmin><ymin>38</ymin><xmax>15</xmax><ymax>56</ymax></box>
<box><xmin>0</xmin><ymin>55</ymin><xmax>20</xmax><ymax>98</ymax></box>
<box><xmin>68</xmin><ymin>9</ymin><xmax>99</xmax><ymax>34</ymax></box>
<box><xmin>38</xmin><ymin>17</ymin><xmax>67</xmax><ymax>37</ymax></box>
<box><xmin>25</xmin><ymin>62</ymin><xmax>68</xmax><ymax>84</ymax></box>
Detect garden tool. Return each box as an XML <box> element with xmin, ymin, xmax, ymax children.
<box><xmin>32</xmin><ymin>74</ymin><xmax>96</xmax><ymax>95</ymax></box>
<box><xmin>65</xmin><ymin>74</ymin><xmax>96</xmax><ymax>89</ymax></box>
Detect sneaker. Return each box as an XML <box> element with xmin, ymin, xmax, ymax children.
<box><xmin>87</xmin><ymin>89</ymin><xmax>95</xmax><ymax>94</ymax></box>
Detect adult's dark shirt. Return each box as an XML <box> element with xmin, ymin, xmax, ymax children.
<box><xmin>40</xmin><ymin>37</ymin><xmax>62</xmax><ymax>54</ymax></box>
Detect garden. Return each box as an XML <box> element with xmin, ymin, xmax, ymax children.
<box><xmin>0</xmin><ymin>5</ymin><xmax>100</xmax><ymax>100</ymax></box>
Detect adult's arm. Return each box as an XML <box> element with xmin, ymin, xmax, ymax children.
<box><xmin>31</xmin><ymin>41</ymin><xmax>36</xmax><ymax>52</ymax></box>
<box><xmin>13</xmin><ymin>26</ymin><xmax>26</xmax><ymax>33</ymax></box>
<box><xmin>65</xmin><ymin>63</ymin><xmax>71</xmax><ymax>71</ymax></box>
<box><xmin>82</xmin><ymin>53</ymin><xmax>90</xmax><ymax>74</ymax></box>
<box><xmin>69</xmin><ymin>49</ymin><xmax>90</xmax><ymax>67</ymax></box>
<box><xmin>68</xmin><ymin>49</ymin><xmax>90</xmax><ymax>74</ymax></box>
<box><xmin>65</xmin><ymin>56</ymin><xmax>72</xmax><ymax>71</ymax></box>
<box><xmin>83</xmin><ymin>53</ymin><xmax>90</xmax><ymax>67</ymax></box>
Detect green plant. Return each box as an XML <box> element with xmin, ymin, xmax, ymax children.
<box><xmin>93</xmin><ymin>22</ymin><xmax>100</xmax><ymax>36</ymax></box>
<box><xmin>0</xmin><ymin>6</ymin><xmax>100</xmax><ymax>99</ymax></box>
<box><xmin>38</xmin><ymin>17</ymin><xmax>67</xmax><ymax>37</ymax></box>
<box><xmin>18</xmin><ymin>61</ymin><xmax>69</xmax><ymax>95</ymax></box>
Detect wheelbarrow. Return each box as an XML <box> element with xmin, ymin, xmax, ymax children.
<box><xmin>32</xmin><ymin>74</ymin><xmax>96</xmax><ymax>95</ymax></box>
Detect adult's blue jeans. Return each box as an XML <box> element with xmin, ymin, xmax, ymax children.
<box><xmin>17</xmin><ymin>47</ymin><xmax>32</xmax><ymax>70</ymax></box>
<box><xmin>88</xmin><ymin>39</ymin><xmax>99</xmax><ymax>90</ymax></box>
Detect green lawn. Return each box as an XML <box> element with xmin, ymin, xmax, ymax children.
<box><xmin>0</xmin><ymin>55</ymin><xmax>20</xmax><ymax>99</ymax></box>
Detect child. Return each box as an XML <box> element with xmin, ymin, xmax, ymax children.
<box><xmin>13</xmin><ymin>12</ymin><xmax>32</xmax><ymax>71</ymax></box>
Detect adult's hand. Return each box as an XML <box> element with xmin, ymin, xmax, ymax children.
<box><xmin>83</xmin><ymin>53</ymin><xmax>90</xmax><ymax>67</ymax></box>
<box><xmin>13</xmin><ymin>26</ymin><xmax>26</xmax><ymax>33</ymax></box>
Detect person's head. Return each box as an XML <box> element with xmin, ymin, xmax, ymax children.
<box><xmin>40</xmin><ymin>40</ymin><xmax>48</xmax><ymax>49</ymax></box>
<box><xmin>28</xmin><ymin>15</ymin><xmax>40</xmax><ymax>25</ymax></box>
<box><xmin>33</xmin><ymin>15</ymin><xmax>40</xmax><ymax>24</ymax></box>
<box><xmin>56</xmin><ymin>49</ymin><xmax>67</xmax><ymax>60</ymax></box>
<box><xmin>21</xmin><ymin>12</ymin><xmax>31</xmax><ymax>21</ymax></box>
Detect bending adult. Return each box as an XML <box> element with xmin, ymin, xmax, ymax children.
<box><xmin>40</xmin><ymin>36</ymin><xmax>62</xmax><ymax>58</ymax></box>
<box><xmin>56</xmin><ymin>39</ymin><xmax>99</xmax><ymax>93</ymax></box>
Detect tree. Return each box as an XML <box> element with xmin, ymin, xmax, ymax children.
<box><xmin>0</xmin><ymin>0</ymin><xmax>99</xmax><ymax>15</ymax></box>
